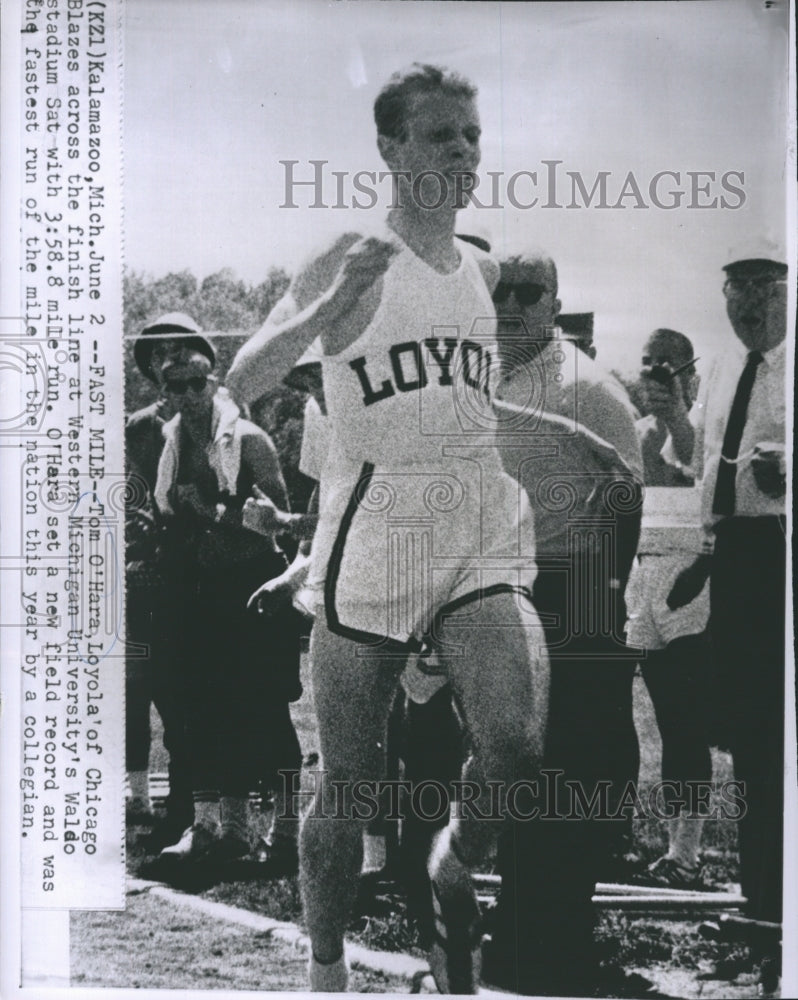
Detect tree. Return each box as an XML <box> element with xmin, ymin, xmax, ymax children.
<box><xmin>123</xmin><ymin>270</ymin><xmax>200</xmax><ymax>337</ymax></box>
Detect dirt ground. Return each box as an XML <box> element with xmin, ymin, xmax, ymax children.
<box><xmin>69</xmin><ymin>663</ymin><xmax>779</xmax><ymax>997</ymax></box>
<box><xmin>71</xmin><ymin>890</ymin><xmax>408</xmax><ymax>993</ymax></box>
<box><xmin>70</xmin><ymin>881</ymin><xmax>771</xmax><ymax>997</ymax></box>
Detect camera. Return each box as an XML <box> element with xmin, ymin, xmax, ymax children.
<box><xmin>643</xmin><ymin>363</ymin><xmax>673</xmax><ymax>385</ymax></box>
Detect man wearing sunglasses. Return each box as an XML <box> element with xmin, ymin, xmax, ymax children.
<box><xmin>666</xmin><ymin>241</ymin><xmax>788</xmax><ymax>989</ymax></box>
<box><xmin>151</xmin><ymin>347</ymin><xmax>304</xmax><ymax>876</ymax></box>
<box><xmin>124</xmin><ymin>313</ymin><xmax>215</xmax><ymax>849</ymax></box>
<box><xmin>485</xmin><ymin>251</ymin><xmax>646</xmax><ymax>997</ymax></box>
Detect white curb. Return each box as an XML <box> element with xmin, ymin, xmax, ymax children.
<box><xmin>126</xmin><ymin>878</ymin><xmax>511</xmax><ymax>996</ymax></box>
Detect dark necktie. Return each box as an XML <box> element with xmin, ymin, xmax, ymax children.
<box><xmin>712</xmin><ymin>350</ymin><xmax>764</xmax><ymax>516</ymax></box>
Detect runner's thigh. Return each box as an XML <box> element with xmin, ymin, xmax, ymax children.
<box><xmin>309</xmin><ymin>620</ymin><xmax>406</xmax><ymax>779</ymax></box>
<box><xmin>437</xmin><ymin>590</ymin><xmax>548</xmax><ymax>765</ymax></box>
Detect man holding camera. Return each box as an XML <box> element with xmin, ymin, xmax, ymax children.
<box><xmin>627</xmin><ymin>329</ymin><xmax>712</xmax><ymax>889</ymax></box>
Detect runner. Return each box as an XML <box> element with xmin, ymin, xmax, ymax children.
<box><xmin>228</xmin><ymin>64</ymin><xmax>549</xmax><ymax>994</ymax></box>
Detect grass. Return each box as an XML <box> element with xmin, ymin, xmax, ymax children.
<box><xmin>71</xmin><ymin>892</ymin><xmax>410</xmax><ymax>992</ymax></box>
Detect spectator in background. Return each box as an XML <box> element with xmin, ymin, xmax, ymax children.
<box><xmin>637</xmin><ymin>329</ymin><xmax>699</xmax><ymax>487</ymax></box>
<box><xmin>485</xmin><ymin>251</ymin><xmax>645</xmax><ymax>997</ymax></box>
<box><xmin>152</xmin><ymin>343</ymin><xmax>303</xmax><ymax>869</ymax></box>
<box><xmin>667</xmin><ymin>241</ymin><xmax>787</xmax><ymax>987</ymax></box>
<box><xmin>245</xmin><ymin>369</ymin><xmax>323</xmax><ymax>868</ymax></box>
<box><xmin>626</xmin><ymin>329</ymin><xmax>712</xmax><ymax>889</ymax></box>
<box><xmin>125</xmin><ymin>313</ymin><xmax>216</xmax><ymax>845</ymax></box>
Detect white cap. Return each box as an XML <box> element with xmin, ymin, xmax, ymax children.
<box><xmin>723</xmin><ymin>235</ymin><xmax>788</xmax><ymax>272</ymax></box>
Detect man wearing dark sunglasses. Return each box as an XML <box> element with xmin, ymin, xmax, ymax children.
<box><xmin>151</xmin><ymin>347</ymin><xmax>303</xmax><ymax>877</ymax></box>
<box><xmin>162</xmin><ymin>373</ymin><xmax>211</xmax><ymax>395</ymax></box>
<box><xmin>492</xmin><ymin>254</ymin><xmax>560</xmax><ymax>369</ymax></box>
<box><xmin>486</xmin><ymin>251</ymin><xmax>647</xmax><ymax>997</ymax></box>
<box><xmin>125</xmin><ymin>313</ymin><xmax>215</xmax><ymax>850</ymax></box>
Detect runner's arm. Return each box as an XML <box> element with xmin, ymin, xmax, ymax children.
<box><xmin>226</xmin><ymin>233</ymin><xmax>357</xmax><ymax>404</ymax></box>
<box><xmin>494</xmin><ymin>398</ymin><xmax>635</xmax><ymax>475</ymax></box>
<box><xmin>227</xmin><ymin>231</ymin><xmax>397</xmax><ymax>405</ymax></box>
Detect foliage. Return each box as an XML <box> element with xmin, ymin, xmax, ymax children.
<box><xmin>123</xmin><ymin>266</ymin><xmax>290</xmax><ymax>338</ymax></box>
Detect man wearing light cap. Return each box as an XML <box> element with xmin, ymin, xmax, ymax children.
<box><xmin>125</xmin><ymin>312</ymin><xmax>216</xmax><ymax>845</ymax></box>
<box><xmin>667</xmin><ymin>239</ymin><xmax>788</xmax><ymax>971</ymax></box>
<box><xmin>150</xmin><ymin>340</ymin><xmax>304</xmax><ymax>872</ymax></box>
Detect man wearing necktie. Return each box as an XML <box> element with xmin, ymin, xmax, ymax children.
<box><xmin>667</xmin><ymin>241</ymin><xmax>788</xmax><ymax>976</ymax></box>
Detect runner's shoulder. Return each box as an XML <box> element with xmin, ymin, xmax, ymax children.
<box><xmin>457</xmin><ymin>236</ymin><xmax>500</xmax><ymax>293</ymax></box>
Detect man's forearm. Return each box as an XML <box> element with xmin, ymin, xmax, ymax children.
<box><xmin>667</xmin><ymin>412</ymin><xmax>695</xmax><ymax>467</ymax></box>
<box><xmin>227</xmin><ymin>292</ymin><xmax>340</xmax><ymax>405</ymax></box>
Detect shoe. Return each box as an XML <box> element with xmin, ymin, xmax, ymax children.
<box><xmin>142</xmin><ymin>814</ymin><xmax>194</xmax><ymax>853</ymax></box>
<box><xmin>159</xmin><ymin>823</ymin><xmax>220</xmax><ymax>862</ymax></box>
<box><xmin>427</xmin><ymin>867</ymin><xmax>482</xmax><ymax>994</ymax></box>
<box><xmin>213</xmin><ymin>830</ymin><xmax>251</xmax><ymax>862</ymax></box>
<box><xmin>632</xmin><ymin>856</ymin><xmax>705</xmax><ymax>891</ymax></box>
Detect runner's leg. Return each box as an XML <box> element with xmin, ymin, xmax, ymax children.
<box><xmin>426</xmin><ymin>590</ymin><xmax>548</xmax><ymax>993</ymax></box>
<box><xmin>437</xmin><ymin>589</ymin><xmax>548</xmax><ymax>859</ymax></box>
<box><xmin>300</xmin><ymin>620</ymin><xmax>405</xmax><ymax>973</ymax></box>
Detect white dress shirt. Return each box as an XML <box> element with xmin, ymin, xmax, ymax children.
<box><xmin>690</xmin><ymin>339</ymin><xmax>786</xmax><ymax>529</ymax></box>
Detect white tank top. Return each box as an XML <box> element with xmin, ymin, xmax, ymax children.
<box><xmin>322</xmin><ymin>234</ymin><xmax>499</xmax><ymax>467</ymax></box>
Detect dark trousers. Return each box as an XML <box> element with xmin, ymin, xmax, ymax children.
<box><xmin>174</xmin><ymin>556</ymin><xmax>303</xmax><ymax>798</ymax></box>
<box><xmin>490</xmin><ymin>551</ymin><xmax>640</xmax><ymax>994</ymax></box>
<box><xmin>126</xmin><ymin>580</ymin><xmax>193</xmax><ymax>829</ymax></box>
<box><xmin>641</xmin><ymin>631</ymin><xmax>713</xmax><ymax>800</ymax></box>
<box><xmin>710</xmin><ymin>516</ymin><xmax>785</xmax><ymax>924</ymax></box>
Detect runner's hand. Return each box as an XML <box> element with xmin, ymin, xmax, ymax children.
<box><xmin>247</xmin><ymin>575</ymin><xmax>294</xmax><ymax>616</ymax></box>
<box><xmin>324</xmin><ymin>237</ymin><xmax>398</xmax><ymax>316</ymax></box>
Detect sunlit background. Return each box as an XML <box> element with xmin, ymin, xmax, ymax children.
<box><xmin>124</xmin><ymin>0</ymin><xmax>790</xmax><ymax>376</ymax></box>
